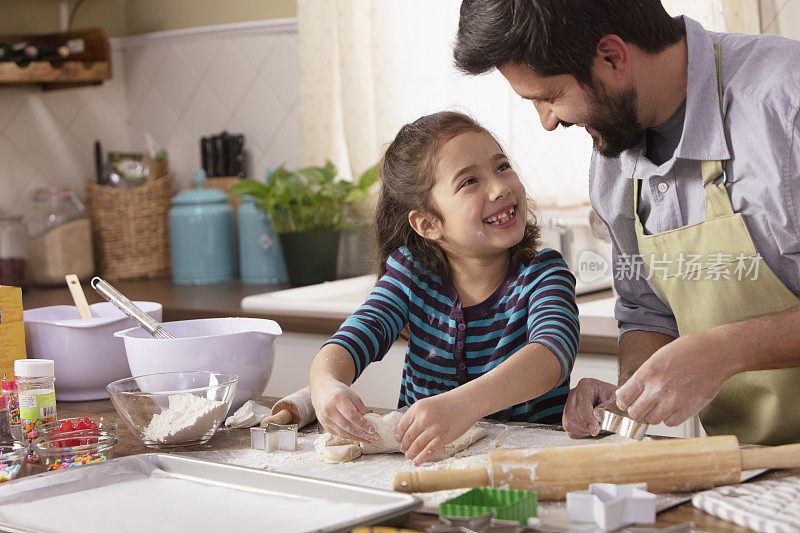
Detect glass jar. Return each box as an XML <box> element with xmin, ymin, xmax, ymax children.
<box><xmin>25</xmin><ymin>187</ymin><xmax>94</xmax><ymax>286</ymax></box>
<box><xmin>0</xmin><ymin>214</ymin><xmax>27</xmax><ymax>289</ymax></box>
<box><xmin>15</xmin><ymin>359</ymin><xmax>57</xmax><ymax>444</ymax></box>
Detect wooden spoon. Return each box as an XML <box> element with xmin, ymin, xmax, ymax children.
<box><xmin>65</xmin><ymin>274</ymin><xmax>92</xmax><ymax>319</ymax></box>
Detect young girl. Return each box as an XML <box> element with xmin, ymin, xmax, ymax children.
<box><xmin>309</xmin><ymin>111</ymin><xmax>579</xmax><ymax>465</ymax></box>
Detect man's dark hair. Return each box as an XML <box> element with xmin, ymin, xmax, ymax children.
<box><xmin>454</xmin><ymin>0</ymin><xmax>684</xmax><ymax>86</ymax></box>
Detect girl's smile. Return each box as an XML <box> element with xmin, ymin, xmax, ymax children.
<box><xmin>482</xmin><ymin>203</ymin><xmax>517</xmax><ymax>228</ymax></box>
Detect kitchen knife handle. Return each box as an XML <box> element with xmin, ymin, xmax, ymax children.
<box><xmin>740</xmin><ymin>443</ymin><xmax>800</xmax><ymax>471</ymax></box>
<box><xmin>393</xmin><ymin>467</ymin><xmax>489</xmax><ymax>493</ymax></box>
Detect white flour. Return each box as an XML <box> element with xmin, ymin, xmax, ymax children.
<box><xmin>143</xmin><ymin>393</ymin><xmax>229</xmax><ymax>444</ymax></box>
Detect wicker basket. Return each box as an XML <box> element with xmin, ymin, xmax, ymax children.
<box><xmin>84</xmin><ymin>175</ymin><xmax>173</xmax><ymax>281</ymax></box>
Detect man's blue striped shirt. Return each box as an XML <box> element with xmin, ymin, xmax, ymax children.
<box><xmin>325</xmin><ymin>246</ymin><xmax>580</xmax><ymax>423</ymax></box>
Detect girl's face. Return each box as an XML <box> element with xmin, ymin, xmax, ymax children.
<box><xmin>417</xmin><ymin>130</ymin><xmax>527</xmax><ymax>260</ymax></box>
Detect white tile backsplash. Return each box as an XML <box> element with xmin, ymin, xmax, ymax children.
<box><xmin>0</xmin><ymin>20</ymin><xmax>299</xmax><ymax>216</ymax></box>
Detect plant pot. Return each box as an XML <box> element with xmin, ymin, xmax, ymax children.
<box><xmin>279</xmin><ymin>230</ymin><xmax>341</xmax><ymax>286</ymax></box>
<box><xmin>337</xmin><ymin>225</ymin><xmax>374</xmax><ymax>278</ymax></box>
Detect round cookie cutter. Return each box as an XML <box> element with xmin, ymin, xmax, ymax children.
<box><xmin>601</xmin><ymin>402</ymin><xmax>649</xmax><ymax>440</ymax></box>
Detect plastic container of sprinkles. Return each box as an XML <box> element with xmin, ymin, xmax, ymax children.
<box><xmin>32</xmin><ymin>431</ymin><xmax>117</xmax><ymax>471</ymax></box>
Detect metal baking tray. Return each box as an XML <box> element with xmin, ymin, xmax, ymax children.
<box><xmin>0</xmin><ymin>454</ymin><xmax>422</xmax><ymax>533</ymax></box>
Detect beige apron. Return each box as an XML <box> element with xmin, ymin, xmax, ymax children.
<box><xmin>633</xmin><ymin>44</ymin><xmax>800</xmax><ymax>445</ymax></box>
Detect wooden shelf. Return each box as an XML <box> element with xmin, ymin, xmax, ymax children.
<box><xmin>0</xmin><ymin>28</ymin><xmax>111</xmax><ymax>90</ymax></box>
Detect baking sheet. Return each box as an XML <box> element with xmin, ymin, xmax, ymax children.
<box><xmin>180</xmin><ymin>421</ymin><xmax>768</xmax><ymax>526</ymax></box>
<box><xmin>0</xmin><ymin>454</ymin><xmax>421</xmax><ymax>533</ymax></box>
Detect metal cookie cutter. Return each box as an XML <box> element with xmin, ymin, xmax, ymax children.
<box><xmin>249</xmin><ymin>423</ymin><xmax>298</xmax><ymax>451</ymax></box>
<box><xmin>601</xmin><ymin>402</ymin><xmax>648</xmax><ymax>440</ymax></box>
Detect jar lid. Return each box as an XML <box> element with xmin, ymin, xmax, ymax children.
<box><xmin>14</xmin><ymin>359</ymin><xmax>55</xmax><ymax>378</ymax></box>
<box><xmin>172</xmin><ymin>169</ymin><xmax>229</xmax><ymax>206</ymax></box>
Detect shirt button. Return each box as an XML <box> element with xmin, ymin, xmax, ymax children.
<box><xmin>458</xmin><ymin>363</ymin><xmax>466</xmax><ymax>370</ymax></box>
<box><xmin>457</xmin><ymin>341</ymin><xmax>464</xmax><ymax>349</ymax></box>
<box><xmin>457</xmin><ymin>323</ymin><xmax>465</xmax><ymax>331</ymax></box>
<box><xmin>657</xmin><ymin>182</ymin><xmax>669</xmax><ymax>193</ymax></box>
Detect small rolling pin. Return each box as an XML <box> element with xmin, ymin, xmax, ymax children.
<box><xmin>393</xmin><ymin>435</ymin><xmax>800</xmax><ymax>499</ymax></box>
<box><xmin>261</xmin><ymin>387</ymin><xmax>316</xmax><ymax>428</ymax></box>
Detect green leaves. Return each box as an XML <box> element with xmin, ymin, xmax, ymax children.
<box><xmin>229</xmin><ymin>160</ymin><xmax>379</xmax><ymax>234</ymax></box>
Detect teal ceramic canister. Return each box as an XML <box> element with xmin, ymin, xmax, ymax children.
<box><xmin>238</xmin><ymin>196</ymin><xmax>288</xmax><ymax>284</ymax></box>
<box><xmin>169</xmin><ymin>170</ymin><xmax>237</xmax><ymax>284</ymax></box>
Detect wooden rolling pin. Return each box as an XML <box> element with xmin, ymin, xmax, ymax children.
<box><xmin>393</xmin><ymin>435</ymin><xmax>800</xmax><ymax>499</ymax></box>
<box><xmin>260</xmin><ymin>387</ymin><xmax>316</xmax><ymax>428</ymax></box>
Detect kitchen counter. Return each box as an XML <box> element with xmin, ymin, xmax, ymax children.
<box><xmin>21</xmin><ymin>278</ymin><xmax>620</xmax><ymax>355</ymax></box>
<box><xmin>53</xmin><ymin>398</ymin><xmax>789</xmax><ymax>532</ymax></box>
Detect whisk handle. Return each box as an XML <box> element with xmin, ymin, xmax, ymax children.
<box><xmin>91</xmin><ymin>277</ymin><xmax>161</xmax><ymax>336</ymax></box>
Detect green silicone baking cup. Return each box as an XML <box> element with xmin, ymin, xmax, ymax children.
<box><xmin>439</xmin><ymin>487</ymin><xmax>538</xmax><ymax>525</ymax></box>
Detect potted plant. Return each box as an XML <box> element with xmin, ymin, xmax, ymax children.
<box><xmin>230</xmin><ymin>161</ymin><xmax>378</xmax><ymax>286</ymax></box>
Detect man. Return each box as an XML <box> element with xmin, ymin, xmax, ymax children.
<box><xmin>454</xmin><ymin>0</ymin><xmax>800</xmax><ymax>445</ymax></box>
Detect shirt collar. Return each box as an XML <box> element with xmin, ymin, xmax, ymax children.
<box><xmin>622</xmin><ymin>16</ymin><xmax>730</xmax><ymax>180</ymax></box>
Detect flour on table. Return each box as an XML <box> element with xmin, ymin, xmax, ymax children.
<box><xmin>143</xmin><ymin>393</ymin><xmax>229</xmax><ymax>444</ymax></box>
<box><xmin>313</xmin><ymin>411</ymin><xmax>487</xmax><ymax>464</ymax></box>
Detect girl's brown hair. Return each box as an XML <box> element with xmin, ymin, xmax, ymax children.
<box><xmin>375</xmin><ymin>110</ymin><xmax>541</xmax><ymax>278</ymax></box>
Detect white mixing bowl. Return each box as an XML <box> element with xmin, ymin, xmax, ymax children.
<box><xmin>114</xmin><ymin>317</ymin><xmax>282</xmax><ymax>412</ymax></box>
<box><xmin>24</xmin><ymin>302</ymin><xmax>163</xmax><ymax>401</ymax></box>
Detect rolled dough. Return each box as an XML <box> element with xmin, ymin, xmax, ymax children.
<box><xmin>314</xmin><ymin>411</ymin><xmax>487</xmax><ymax>464</ymax></box>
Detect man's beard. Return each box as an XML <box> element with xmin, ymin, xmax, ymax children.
<box><xmin>584</xmin><ymin>82</ymin><xmax>644</xmax><ymax>158</ymax></box>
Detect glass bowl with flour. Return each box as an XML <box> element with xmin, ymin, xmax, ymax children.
<box><xmin>107</xmin><ymin>371</ymin><xmax>237</xmax><ymax>449</ymax></box>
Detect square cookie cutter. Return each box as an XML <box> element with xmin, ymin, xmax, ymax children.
<box><xmin>250</xmin><ymin>423</ymin><xmax>298</xmax><ymax>451</ymax></box>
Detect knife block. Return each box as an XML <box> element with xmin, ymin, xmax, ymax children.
<box><xmin>205</xmin><ymin>177</ymin><xmax>242</xmax><ymax>210</ymax></box>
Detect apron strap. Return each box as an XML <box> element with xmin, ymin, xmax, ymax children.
<box><xmin>702</xmin><ymin>42</ymin><xmax>734</xmax><ymax>218</ymax></box>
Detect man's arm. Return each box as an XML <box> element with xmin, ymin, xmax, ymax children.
<box><xmin>618</xmin><ymin>330</ymin><xmax>676</xmax><ymax>383</ymax></box>
<box><xmin>616</xmin><ymin>305</ymin><xmax>800</xmax><ymax>426</ymax></box>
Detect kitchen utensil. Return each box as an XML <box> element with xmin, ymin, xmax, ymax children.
<box><xmin>91</xmin><ymin>277</ymin><xmax>174</xmax><ymax>339</ymax></box>
<box><xmin>265</xmin><ymin>422</ymin><xmax>298</xmax><ymax>452</ymax></box>
<box><xmin>114</xmin><ymin>317</ymin><xmax>281</xmax><ymax>411</ymax></box>
<box><xmin>601</xmin><ymin>401</ymin><xmax>648</xmax><ymax>440</ymax></box>
<box><xmin>393</xmin><ymin>435</ymin><xmax>800</xmax><ymax>500</ymax></box>
<box><xmin>168</xmin><ymin>169</ymin><xmax>236</xmax><ymax>285</ymax></box>
<box><xmin>106</xmin><ymin>370</ymin><xmax>237</xmax><ymax>448</ymax></box>
<box><xmin>260</xmin><ymin>387</ymin><xmax>315</xmax><ymax>428</ymax></box>
<box><xmin>567</xmin><ymin>483</ymin><xmax>655</xmax><ymax>531</ymax></box>
<box><xmin>0</xmin><ymin>454</ymin><xmax>422</xmax><ymax>532</ymax></box>
<box><xmin>23</xmin><ymin>301</ymin><xmax>162</xmax><ymax>401</ymax></box>
<box><xmin>65</xmin><ymin>274</ymin><xmax>92</xmax><ymax>319</ymax></box>
<box><xmin>440</xmin><ymin>488</ymin><xmax>538</xmax><ymax>527</ymax></box>
<box><xmin>94</xmin><ymin>140</ymin><xmax>103</xmax><ymax>184</ymax></box>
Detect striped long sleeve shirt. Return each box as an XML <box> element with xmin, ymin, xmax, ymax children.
<box><xmin>325</xmin><ymin>246</ymin><xmax>580</xmax><ymax>423</ymax></box>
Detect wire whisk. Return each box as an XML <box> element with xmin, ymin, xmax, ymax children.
<box><xmin>91</xmin><ymin>277</ymin><xmax>176</xmax><ymax>339</ymax></box>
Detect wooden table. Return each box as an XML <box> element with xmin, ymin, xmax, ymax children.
<box><xmin>40</xmin><ymin>399</ymin><xmax>788</xmax><ymax>532</ymax></box>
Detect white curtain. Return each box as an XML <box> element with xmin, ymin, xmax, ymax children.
<box><xmin>297</xmin><ymin>0</ymin><xmax>756</xmax><ymax>207</ymax></box>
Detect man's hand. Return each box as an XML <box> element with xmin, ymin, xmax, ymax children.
<box><xmin>309</xmin><ymin>377</ymin><xmax>377</xmax><ymax>443</ymax></box>
<box><xmin>396</xmin><ymin>391</ymin><xmax>478</xmax><ymax>466</ymax></box>
<box><xmin>562</xmin><ymin>378</ymin><xmax>617</xmax><ymax>438</ymax></box>
<box><xmin>616</xmin><ymin>329</ymin><xmax>734</xmax><ymax>426</ymax></box>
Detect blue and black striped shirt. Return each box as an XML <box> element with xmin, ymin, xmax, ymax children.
<box><xmin>325</xmin><ymin>246</ymin><xmax>579</xmax><ymax>423</ymax></box>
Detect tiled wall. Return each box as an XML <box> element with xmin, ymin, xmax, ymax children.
<box><xmin>0</xmin><ymin>20</ymin><xmax>299</xmax><ymax>217</ymax></box>
<box><xmin>761</xmin><ymin>0</ymin><xmax>800</xmax><ymax>39</ymax></box>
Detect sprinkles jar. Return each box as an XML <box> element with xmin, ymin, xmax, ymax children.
<box><xmin>14</xmin><ymin>360</ymin><xmax>57</xmax><ymax>444</ymax></box>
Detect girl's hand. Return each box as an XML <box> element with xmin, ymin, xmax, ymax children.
<box><xmin>310</xmin><ymin>377</ymin><xmax>377</xmax><ymax>443</ymax></box>
<box><xmin>396</xmin><ymin>391</ymin><xmax>478</xmax><ymax>466</ymax></box>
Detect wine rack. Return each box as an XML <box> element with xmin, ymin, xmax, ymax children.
<box><xmin>0</xmin><ymin>28</ymin><xmax>111</xmax><ymax>90</ymax></box>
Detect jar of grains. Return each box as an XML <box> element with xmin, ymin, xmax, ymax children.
<box><xmin>25</xmin><ymin>187</ymin><xmax>94</xmax><ymax>286</ymax></box>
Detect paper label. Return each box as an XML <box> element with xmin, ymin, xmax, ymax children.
<box><xmin>19</xmin><ymin>389</ymin><xmax>56</xmax><ymax>422</ymax></box>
